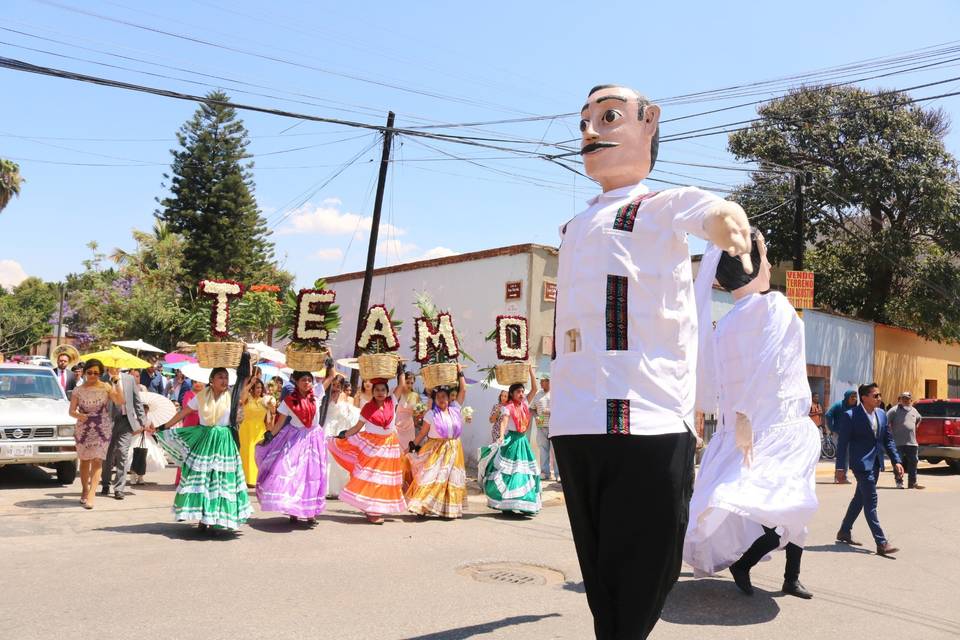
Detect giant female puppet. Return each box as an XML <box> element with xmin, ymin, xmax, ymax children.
<box><xmin>549</xmin><ymin>85</ymin><xmax>752</xmax><ymax>640</ymax></box>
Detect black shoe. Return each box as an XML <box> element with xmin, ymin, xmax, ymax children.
<box><xmin>99</xmin><ymin>487</ymin><xmax>109</xmax><ymax>497</ymax></box>
<box><xmin>729</xmin><ymin>563</ymin><xmax>753</xmax><ymax>595</ymax></box>
<box><xmin>877</xmin><ymin>542</ymin><xmax>899</xmax><ymax>556</ymax></box>
<box><xmin>782</xmin><ymin>579</ymin><xmax>813</xmax><ymax>599</ymax></box>
<box><xmin>113</xmin><ymin>492</ymin><xmax>125</xmax><ymax>500</ymax></box>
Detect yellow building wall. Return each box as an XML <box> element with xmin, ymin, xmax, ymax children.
<box><xmin>874</xmin><ymin>324</ymin><xmax>960</xmax><ymax>400</ymax></box>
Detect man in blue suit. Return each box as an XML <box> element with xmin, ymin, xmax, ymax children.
<box><xmin>835</xmin><ymin>383</ymin><xmax>904</xmax><ymax>556</ymax></box>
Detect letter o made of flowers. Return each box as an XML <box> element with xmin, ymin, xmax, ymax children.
<box><xmin>496</xmin><ymin>315</ymin><xmax>528</xmax><ymax>361</ymax></box>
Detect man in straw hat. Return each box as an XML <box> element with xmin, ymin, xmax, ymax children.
<box><xmin>549</xmin><ymin>84</ymin><xmax>752</xmax><ymax>639</ymax></box>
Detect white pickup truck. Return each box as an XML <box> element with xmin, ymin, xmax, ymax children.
<box><xmin>0</xmin><ymin>364</ymin><xmax>78</xmax><ymax>483</ymax></box>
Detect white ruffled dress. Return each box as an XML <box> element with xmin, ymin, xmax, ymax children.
<box><xmin>684</xmin><ymin>291</ymin><xmax>821</xmax><ymax>577</ymax></box>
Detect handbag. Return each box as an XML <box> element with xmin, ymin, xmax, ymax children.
<box><xmin>130</xmin><ymin>432</ymin><xmax>149</xmax><ymax>476</ymax></box>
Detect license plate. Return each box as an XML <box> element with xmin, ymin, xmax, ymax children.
<box><xmin>1</xmin><ymin>444</ymin><xmax>34</xmax><ymax>458</ymax></box>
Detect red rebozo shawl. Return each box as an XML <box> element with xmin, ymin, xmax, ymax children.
<box><xmin>507</xmin><ymin>399</ymin><xmax>531</xmax><ymax>434</ymax></box>
<box><xmin>361</xmin><ymin>396</ymin><xmax>396</xmax><ymax>428</ymax></box>
<box><xmin>284</xmin><ymin>387</ymin><xmax>317</xmax><ymax>428</ymax></box>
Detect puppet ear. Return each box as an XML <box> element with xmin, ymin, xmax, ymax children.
<box><xmin>643</xmin><ymin>103</ymin><xmax>661</xmax><ymax>129</ymax></box>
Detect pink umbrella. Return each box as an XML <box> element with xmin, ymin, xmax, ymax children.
<box><xmin>165</xmin><ymin>353</ymin><xmax>197</xmax><ymax>364</ymax></box>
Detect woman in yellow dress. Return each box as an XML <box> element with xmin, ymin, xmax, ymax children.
<box><xmin>238</xmin><ymin>378</ymin><xmax>273</xmax><ymax>486</ymax></box>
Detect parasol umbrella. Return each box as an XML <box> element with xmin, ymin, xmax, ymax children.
<box><xmin>247</xmin><ymin>342</ymin><xmax>287</xmax><ymax>365</ymax></box>
<box><xmin>335</xmin><ymin>357</ymin><xmax>360</xmax><ymax>371</ymax></box>
<box><xmin>255</xmin><ymin>363</ymin><xmax>289</xmax><ymax>383</ymax></box>
<box><xmin>164</xmin><ymin>353</ymin><xmax>197</xmax><ymax>364</ymax></box>
<box><xmin>81</xmin><ymin>346</ymin><xmax>152</xmax><ymax>370</ymax></box>
<box><xmin>161</xmin><ymin>361</ymin><xmax>188</xmax><ymax>374</ymax></box>
<box><xmin>112</xmin><ymin>339</ymin><xmax>165</xmax><ymax>354</ymax></box>
<box><xmin>140</xmin><ymin>391</ymin><xmax>177</xmax><ymax>427</ymax></box>
<box><xmin>180</xmin><ymin>362</ymin><xmax>238</xmax><ymax>386</ymax></box>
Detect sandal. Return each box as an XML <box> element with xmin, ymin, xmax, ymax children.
<box><xmin>365</xmin><ymin>514</ymin><xmax>385</xmax><ymax>524</ymax></box>
<box><xmin>83</xmin><ymin>502</ymin><xmax>93</xmax><ymax>510</ymax></box>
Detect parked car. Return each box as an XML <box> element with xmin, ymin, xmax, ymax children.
<box><xmin>22</xmin><ymin>355</ymin><xmax>52</xmax><ymax>368</ymax></box>
<box><xmin>915</xmin><ymin>398</ymin><xmax>960</xmax><ymax>474</ymax></box>
<box><xmin>0</xmin><ymin>364</ymin><xmax>78</xmax><ymax>483</ymax></box>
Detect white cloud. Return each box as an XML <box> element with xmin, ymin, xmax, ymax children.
<box><xmin>312</xmin><ymin>248</ymin><xmax>344</xmax><ymax>261</ymax></box>
<box><xmin>280</xmin><ymin>201</ymin><xmax>405</xmax><ymax>238</ymax></box>
<box><xmin>418</xmin><ymin>246</ymin><xmax>458</xmax><ymax>261</ymax></box>
<box><xmin>0</xmin><ymin>260</ymin><xmax>28</xmax><ymax>291</ymax></box>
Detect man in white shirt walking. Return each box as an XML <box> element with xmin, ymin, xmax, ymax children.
<box><xmin>532</xmin><ymin>375</ymin><xmax>556</xmax><ymax>481</ymax></box>
<box><xmin>550</xmin><ymin>84</ymin><xmax>752</xmax><ymax>640</ymax></box>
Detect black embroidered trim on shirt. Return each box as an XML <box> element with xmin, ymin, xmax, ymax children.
<box><xmin>607</xmin><ymin>399</ymin><xmax>630</xmax><ymax>435</ymax></box>
<box><xmin>605</xmin><ymin>274</ymin><xmax>628</xmax><ymax>351</ymax></box>
<box><xmin>612</xmin><ymin>192</ymin><xmax>658</xmax><ymax>232</ymax></box>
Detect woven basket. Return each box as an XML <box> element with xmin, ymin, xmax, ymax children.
<box><xmin>285</xmin><ymin>346</ymin><xmax>326</xmax><ymax>372</ymax></box>
<box><xmin>421</xmin><ymin>362</ymin><xmax>458</xmax><ymax>390</ymax></box>
<box><xmin>357</xmin><ymin>353</ymin><xmax>400</xmax><ymax>381</ymax></box>
<box><xmin>495</xmin><ymin>362</ymin><xmax>529</xmax><ymax>386</ymax></box>
<box><xmin>196</xmin><ymin>341</ymin><xmax>244</xmax><ymax>368</ymax></box>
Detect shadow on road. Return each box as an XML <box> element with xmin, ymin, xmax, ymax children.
<box><xmin>561</xmin><ymin>580</ymin><xmax>585</xmax><ymax>593</ymax></box>
<box><xmin>95</xmin><ymin>522</ymin><xmax>241</xmax><ymax>541</ymax></box>
<box><xmin>401</xmin><ymin>613</ymin><xmax>562</xmax><ymax>639</ymax></box>
<box><xmin>0</xmin><ymin>464</ymin><xmax>61</xmax><ymax>488</ymax></box>
<box><xmin>661</xmin><ymin>578</ymin><xmax>780</xmax><ymax>626</ymax></box>
<box><xmin>805</xmin><ymin>543</ymin><xmax>873</xmax><ymax>555</ymax></box>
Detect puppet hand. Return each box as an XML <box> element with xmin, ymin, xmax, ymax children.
<box><xmin>704</xmin><ymin>201</ymin><xmax>752</xmax><ymax>274</ymax></box>
<box><xmin>735</xmin><ymin>411</ymin><xmax>753</xmax><ymax>467</ymax></box>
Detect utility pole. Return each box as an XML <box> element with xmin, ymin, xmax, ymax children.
<box><xmin>351</xmin><ymin>111</ymin><xmax>395</xmax><ymax>389</ymax></box>
<box><xmin>50</xmin><ymin>282</ymin><xmax>66</xmax><ymax>358</ymax></box>
<box><xmin>793</xmin><ymin>171</ymin><xmax>812</xmax><ymax>271</ymax></box>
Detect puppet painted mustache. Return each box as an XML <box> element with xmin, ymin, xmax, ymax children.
<box><xmin>580</xmin><ymin>141</ymin><xmax>619</xmax><ymax>155</ymax></box>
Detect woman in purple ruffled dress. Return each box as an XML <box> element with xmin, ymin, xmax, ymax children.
<box><xmin>255</xmin><ymin>369</ymin><xmax>334</xmax><ymax>524</ymax></box>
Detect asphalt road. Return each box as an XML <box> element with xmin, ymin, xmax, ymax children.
<box><xmin>1</xmin><ymin>461</ymin><xmax>958</xmax><ymax>640</ymax></box>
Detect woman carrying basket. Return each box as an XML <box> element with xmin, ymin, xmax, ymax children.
<box><xmin>150</xmin><ymin>368</ymin><xmax>252</xmax><ymax>532</ymax></box>
<box><xmin>478</xmin><ymin>366</ymin><xmax>541</xmax><ymax>515</ymax></box>
<box><xmin>255</xmin><ymin>368</ymin><xmax>334</xmax><ymax>524</ymax></box>
<box><xmin>328</xmin><ymin>367</ymin><xmax>411</xmax><ymax>524</ymax></box>
<box><xmin>406</xmin><ymin>363</ymin><xmax>468</xmax><ymax>519</ymax></box>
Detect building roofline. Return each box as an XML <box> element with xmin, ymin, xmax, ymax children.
<box><xmin>324</xmin><ymin>243</ymin><xmax>558</xmax><ymax>284</ymax></box>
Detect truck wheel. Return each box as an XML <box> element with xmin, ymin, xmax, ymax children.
<box><xmin>56</xmin><ymin>461</ymin><xmax>78</xmax><ymax>484</ymax></box>
<box><xmin>947</xmin><ymin>459</ymin><xmax>960</xmax><ymax>474</ymax></box>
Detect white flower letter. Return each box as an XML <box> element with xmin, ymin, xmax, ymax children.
<box><xmin>415</xmin><ymin>313</ymin><xmax>459</xmax><ymax>363</ymax></box>
<box><xmin>357</xmin><ymin>305</ymin><xmax>399</xmax><ymax>352</ymax></box>
<box><xmin>199</xmin><ymin>279</ymin><xmax>244</xmax><ymax>337</ymax></box>
<box><xmin>497</xmin><ymin>315</ymin><xmax>528</xmax><ymax>360</ymax></box>
<box><xmin>295</xmin><ymin>289</ymin><xmax>336</xmax><ymax>341</ymax></box>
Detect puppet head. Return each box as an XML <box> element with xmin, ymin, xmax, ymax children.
<box><xmin>580</xmin><ymin>85</ymin><xmax>660</xmax><ymax>192</ymax></box>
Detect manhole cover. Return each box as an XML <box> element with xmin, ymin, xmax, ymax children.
<box><xmin>458</xmin><ymin>562</ymin><xmax>564</xmax><ymax>586</ymax></box>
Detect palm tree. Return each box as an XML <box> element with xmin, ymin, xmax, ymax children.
<box><xmin>0</xmin><ymin>159</ymin><xmax>23</xmax><ymax>213</ymax></box>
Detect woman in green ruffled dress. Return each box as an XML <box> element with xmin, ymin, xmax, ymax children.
<box><xmin>478</xmin><ymin>366</ymin><xmax>541</xmax><ymax>515</ymax></box>
<box><xmin>151</xmin><ymin>368</ymin><xmax>252</xmax><ymax>532</ymax></box>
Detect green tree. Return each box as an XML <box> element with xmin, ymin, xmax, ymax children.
<box><xmin>155</xmin><ymin>91</ymin><xmax>278</xmax><ymax>286</ymax></box>
<box><xmin>0</xmin><ymin>277</ymin><xmax>58</xmax><ymax>354</ymax></box>
<box><xmin>0</xmin><ymin>159</ymin><xmax>23</xmax><ymax>213</ymax></box>
<box><xmin>728</xmin><ymin>85</ymin><xmax>960</xmax><ymax>341</ymax></box>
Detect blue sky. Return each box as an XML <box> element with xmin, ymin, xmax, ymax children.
<box><xmin>2</xmin><ymin>0</ymin><xmax>960</xmax><ymax>290</ymax></box>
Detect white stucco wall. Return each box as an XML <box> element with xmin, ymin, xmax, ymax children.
<box><xmin>324</xmin><ymin>250</ymin><xmax>537</xmax><ymax>467</ymax></box>
<box><xmin>803</xmin><ymin>310</ymin><xmax>875</xmax><ymax>405</ymax></box>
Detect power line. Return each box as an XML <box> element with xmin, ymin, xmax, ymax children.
<box><xmin>35</xmin><ymin>0</ymin><xmax>536</xmax><ymax>116</ymax></box>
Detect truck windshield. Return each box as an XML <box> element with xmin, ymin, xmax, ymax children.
<box><xmin>915</xmin><ymin>401</ymin><xmax>960</xmax><ymax>419</ymax></box>
<box><xmin>0</xmin><ymin>369</ymin><xmax>64</xmax><ymax>400</ymax></box>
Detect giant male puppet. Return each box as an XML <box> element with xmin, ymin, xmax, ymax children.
<box><xmin>549</xmin><ymin>85</ymin><xmax>752</xmax><ymax>640</ymax></box>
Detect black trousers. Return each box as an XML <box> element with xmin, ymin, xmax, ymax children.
<box><xmin>552</xmin><ymin>432</ymin><xmax>696</xmax><ymax>640</ymax></box>
<box><xmin>733</xmin><ymin>526</ymin><xmax>803</xmax><ymax>581</ymax></box>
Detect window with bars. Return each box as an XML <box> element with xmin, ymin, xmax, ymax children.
<box><xmin>948</xmin><ymin>364</ymin><xmax>960</xmax><ymax>399</ymax></box>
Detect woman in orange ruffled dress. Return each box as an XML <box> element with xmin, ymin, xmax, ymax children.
<box><xmin>328</xmin><ymin>370</ymin><xmax>410</xmax><ymax>524</ymax></box>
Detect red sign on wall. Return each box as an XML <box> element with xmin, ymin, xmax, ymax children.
<box><xmin>505</xmin><ymin>281</ymin><xmax>522</xmax><ymax>300</ymax></box>
<box><xmin>786</xmin><ymin>271</ymin><xmax>815</xmax><ymax>309</ymax></box>
<box><xmin>543</xmin><ymin>281</ymin><xmax>557</xmax><ymax>303</ymax></box>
